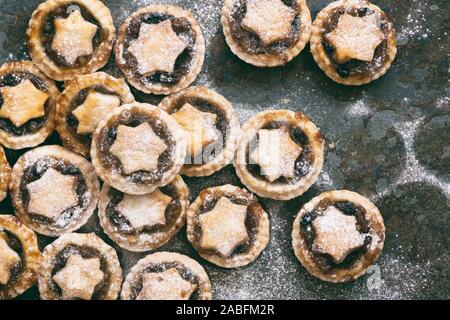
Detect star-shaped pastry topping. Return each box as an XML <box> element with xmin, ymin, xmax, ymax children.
<box><xmin>198</xmin><ymin>197</ymin><xmax>249</xmax><ymax>257</ymax></box>
<box><xmin>0</xmin><ymin>79</ymin><xmax>48</xmax><ymax>127</ymax></box>
<box><xmin>312</xmin><ymin>206</ymin><xmax>365</xmax><ymax>264</ymax></box>
<box><xmin>250</xmin><ymin>127</ymin><xmax>302</xmax><ymax>182</ymax></box>
<box><xmin>117</xmin><ymin>189</ymin><xmax>172</xmax><ymax>230</ymax></box>
<box><xmin>0</xmin><ymin>235</ymin><xmax>20</xmax><ymax>285</ymax></box>
<box><xmin>136</xmin><ymin>268</ymin><xmax>197</xmax><ymax>300</ymax></box>
<box><xmin>53</xmin><ymin>254</ymin><xmax>104</xmax><ymax>300</ymax></box>
<box><xmin>241</xmin><ymin>0</ymin><xmax>296</xmax><ymax>46</ymax></box>
<box><xmin>172</xmin><ymin>103</ymin><xmax>219</xmax><ymax>156</ymax></box>
<box><xmin>72</xmin><ymin>91</ymin><xmax>121</xmax><ymax>135</ymax></box>
<box><xmin>110</xmin><ymin>123</ymin><xmax>168</xmax><ymax>174</ymax></box>
<box><xmin>325</xmin><ymin>13</ymin><xmax>385</xmax><ymax>63</ymax></box>
<box><xmin>52</xmin><ymin>10</ymin><xmax>98</xmax><ymax>65</ymax></box>
<box><xmin>128</xmin><ymin>20</ymin><xmax>188</xmax><ymax>75</ymax></box>
<box><xmin>26</xmin><ymin>168</ymin><xmax>78</xmax><ymax>221</ymax></box>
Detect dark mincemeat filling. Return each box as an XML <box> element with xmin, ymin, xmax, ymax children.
<box><xmin>122</xmin><ymin>13</ymin><xmax>196</xmax><ymax>85</ymax></box>
<box><xmin>193</xmin><ymin>194</ymin><xmax>260</xmax><ymax>258</ymax></box>
<box><xmin>96</xmin><ymin>108</ymin><xmax>176</xmax><ymax>184</ymax></box>
<box><xmin>66</xmin><ymin>85</ymin><xmax>122</xmax><ymax>146</ymax></box>
<box><xmin>19</xmin><ymin>157</ymin><xmax>89</xmax><ymax>227</ymax></box>
<box><xmin>0</xmin><ymin>230</ymin><xmax>24</xmax><ymax>291</ymax></box>
<box><xmin>105</xmin><ymin>183</ymin><xmax>182</xmax><ymax>235</ymax></box>
<box><xmin>229</xmin><ymin>0</ymin><xmax>302</xmax><ymax>55</ymax></box>
<box><xmin>49</xmin><ymin>244</ymin><xmax>110</xmax><ymax>300</ymax></box>
<box><xmin>169</xmin><ymin>97</ymin><xmax>229</xmax><ymax>166</ymax></box>
<box><xmin>40</xmin><ymin>3</ymin><xmax>105</xmax><ymax>68</ymax></box>
<box><xmin>246</xmin><ymin>121</ymin><xmax>314</xmax><ymax>184</ymax></box>
<box><xmin>300</xmin><ymin>200</ymin><xmax>372</xmax><ymax>273</ymax></box>
<box><xmin>321</xmin><ymin>7</ymin><xmax>391</xmax><ymax>78</ymax></box>
<box><xmin>0</xmin><ymin>72</ymin><xmax>50</xmax><ymax>136</ymax></box>
<box><xmin>128</xmin><ymin>262</ymin><xmax>201</xmax><ymax>300</ymax></box>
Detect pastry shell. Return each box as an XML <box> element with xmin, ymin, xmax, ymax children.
<box><xmin>292</xmin><ymin>190</ymin><xmax>385</xmax><ymax>283</ymax></box>
<box><xmin>0</xmin><ymin>146</ymin><xmax>11</xmax><ymax>201</ymax></box>
<box><xmin>115</xmin><ymin>5</ymin><xmax>205</xmax><ymax>95</ymax></box>
<box><xmin>9</xmin><ymin>145</ymin><xmax>100</xmax><ymax>237</ymax></box>
<box><xmin>27</xmin><ymin>0</ymin><xmax>116</xmax><ymax>81</ymax></box>
<box><xmin>91</xmin><ymin>103</ymin><xmax>187</xmax><ymax>195</ymax></box>
<box><xmin>234</xmin><ymin>109</ymin><xmax>324</xmax><ymax>200</ymax></box>
<box><xmin>0</xmin><ymin>60</ymin><xmax>59</xmax><ymax>150</ymax></box>
<box><xmin>98</xmin><ymin>175</ymin><xmax>190</xmax><ymax>252</ymax></box>
<box><xmin>0</xmin><ymin>214</ymin><xmax>41</xmax><ymax>300</ymax></box>
<box><xmin>55</xmin><ymin>72</ymin><xmax>134</xmax><ymax>157</ymax></box>
<box><xmin>38</xmin><ymin>232</ymin><xmax>123</xmax><ymax>300</ymax></box>
<box><xmin>310</xmin><ymin>0</ymin><xmax>397</xmax><ymax>85</ymax></box>
<box><xmin>187</xmin><ymin>184</ymin><xmax>270</xmax><ymax>268</ymax></box>
<box><xmin>121</xmin><ymin>251</ymin><xmax>212</xmax><ymax>300</ymax></box>
<box><xmin>159</xmin><ymin>86</ymin><xmax>241</xmax><ymax>177</ymax></box>
<box><xmin>221</xmin><ymin>0</ymin><xmax>312</xmax><ymax>67</ymax></box>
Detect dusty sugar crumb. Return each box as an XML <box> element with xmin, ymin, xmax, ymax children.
<box><xmin>346</xmin><ymin>99</ymin><xmax>372</xmax><ymax>117</ymax></box>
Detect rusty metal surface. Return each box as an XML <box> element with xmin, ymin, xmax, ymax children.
<box><xmin>0</xmin><ymin>0</ymin><xmax>448</xmax><ymax>299</ymax></box>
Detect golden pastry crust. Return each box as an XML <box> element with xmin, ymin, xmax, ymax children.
<box><xmin>159</xmin><ymin>86</ymin><xmax>241</xmax><ymax>177</ymax></box>
<box><xmin>0</xmin><ymin>146</ymin><xmax>10</xmax><ymax>202</ymax></box>
<box><xmin>0</xmin><ymin>214</ymin><xmax>41</xmax><ymax>299</ymax></box>
<box><xmin>292</xmin><ymin>190</ymin><xmax>385</xmax><ymax>283</ymax></box>
<box><xmin>121</xmin><ymin>251</ymin><xmax>212</xmax><ymax>300</ymax></box>
<box><xmin>91</xmin><ymin>103</ymin><xmax>187</xmax><ymax>195</ymax></box>
<box><xmin>98</xmin><ymin>175</ymin><xmax>190</xmax><ymax>252</ymax></box>
<box><xmin>234</xmin><ymin>110</ymin><xmax>324</xmax><ymax>200</ymax></box>
<box><xmin>9</xmin><ymin>145</ymin><xmax>100</xmax><ymax>237</ymax></box>
<box><xmin>115</xmin><ymin>5</ymin><xmax>205</xmax><ymax>95</ymax></box>
<box><xmin>39</xmin><ymin>232</ymin><xmax>123</xmax><ymax>300</ymax></box>
<box><xmin>187</xmin><ymin>184</ymin><xmax>270</xmax><ymax>268</ymax></box>
<box><xmin>0</xmin><ymin>60</ymin><xmax>59</xmax><ymax>150</ymax></box>
<box><xmin>310</xmin><ymin>0</ymin><xmax>397</xmax><ymax>85</ymax></box>
<box><xmin>221</xmin><ymin>0</ymin><xmax>312</xmax><ymax>67</ymax></box>
<box><xmin>55</xmin><ymin>72</ymin><xmax>134</xmax><ymax>157</ymax></box>
<box><xmin>27</xmin><ymin>0</ymin><xmax>116</xmax><ymax>81</ymax></box>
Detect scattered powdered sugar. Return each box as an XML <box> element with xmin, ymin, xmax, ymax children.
<box><xmin>368</xmin><ymin>250</ymin><xmax>446</xmax><ymax>299</ymax></box>
<box><xmin>187</xmin><ymin>0</ymin><xmax>222</xmax><ymax>41</ymax></box>
<box><xmin>397</xmin><ymin>0</ymin><xmax>433</xmax><ymax>45</ymax></box>
<box><xmin>374</xmin><ymin>117</ymin><xmax>450</xmax><ymax>201</ymax></box>
<box><xmin>345</xmin><ymin>98</ymin><xmax>372</xmax><ymax>117</ymax></box>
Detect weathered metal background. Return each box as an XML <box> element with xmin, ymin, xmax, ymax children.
<box><xmin>0</xmin><ymin>0</ymin><xmax>448</xmax><ymax>299</ymax></box>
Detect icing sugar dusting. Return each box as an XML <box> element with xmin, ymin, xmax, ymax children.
<box><xmin>312</xmin><ymin>206</ymin><xmax>365</xmax><ymax>264</ymax></box>
<box><xmin>346</xmin><ymin>99</ymin><xmax>372</xmax><ymax>117</ymax></box>
<box><xmin>397</xmin><ymin>0</ymin><xmax>433</xmax><ymax>45</ymax></box>
<box><xmin>374</xmin><ymin>118</ymin><xmax>450</xmax><ymax>201</ymax></box>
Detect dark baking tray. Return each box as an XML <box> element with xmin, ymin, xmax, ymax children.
<box><xmin>0</xmin><ymin>0</ymin><xmax>448</xmax><ymax>300</ymax></box>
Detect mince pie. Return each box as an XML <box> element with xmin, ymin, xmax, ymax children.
<box><xmin>55</xmin><ymin>72</ymin><xmax>134</xmax><ymax>157</ymax></box>
<box><xmin>0</xmin><ymin>60</ymin><xmax>59</xmax><ymax>150</ymax></box>
<box><xmin>10</xmin><ymin>145</ymin><xmax>100</xmax><ymax>237</ymax></box>
<box><xmin>0</xmin><ymin>146</ymin><xmax>11</xmax><ymax>202</ymax></box>
<box><xmin>234</xmin><ymin>110</ymin><xmax>324</xmax><ymax>200</ymax></box>
<box><xmin>121</xmin><ymin>251</ymin><xmax>212</xmax><ymax>300</ymax></box>
<box><xmin>0</xmin><ymin>214</ymin><xmax>41</xmax><ymax>299</ymax></box>
<box><xmin>292</xmin><ymin>190</ymin><xmax>385</xmax><ymax>283</ymax></box>
<box><xmin>39</xmin><ymin>232</ymin><xmax>122</xmax><ymax>300</ymax></box>
<box><xmin>221</xmin><ymin>0</ymin><xmax>312</xmax><ymax>67</ymax></box>
<box><xmin>159</xmin><ymin>86</ymin><xmax>241</xmax><ymax>177</ymax></box>
<box><xmin>98</xmin><ymin>175</ymin><xmax>189</xmax><ymax>252</ymax></box>
<box><xmin>27</xmin><ymin>0</ymin><xmax>116</xmax><ymax>81</ymax></box>
<box><xmin>91</xmin><ymin>103</ymin><xmax>187</xmax><ymax>195</ymax></box>
<box><xmin>187</xmin><ymin>184</ymin><xmax>270</xmax><ymax>268</ymax></box>
<box><xmin>115</xmin><ymin>5</ymin><xmax>205</xmax><ymax>95</ymax></box>
<box><xmin>310</xmin><ymin>0</ymin><xmax>397</xmax><ymax>85</ymax></box>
